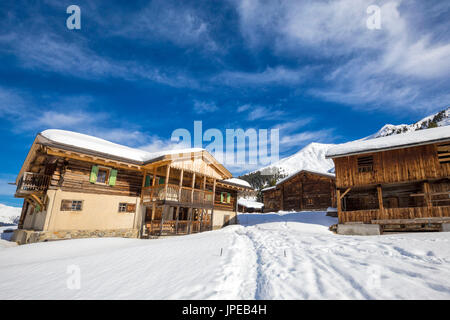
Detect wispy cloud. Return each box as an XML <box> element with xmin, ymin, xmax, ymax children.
<box><xmin>193</xmin><ymin>100</ymin><xmax>218</xmax><ymax>114</ymax></box>
<box><xmin>212</xmin><ymin>66</ymin><xmax>307</xmax><ymax>86</ymax></box>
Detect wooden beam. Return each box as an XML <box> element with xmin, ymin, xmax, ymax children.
<box><xmin>175</xmin><ymin>206</ymin><xmax>180</xmax><ymax>234</ymax></box>
<box><xmin>211</xmin><ymin>179</ymin><xmax>216</xmax><ymax>231</ymax></box>
<box><xmin>336</xmin><ymin>189</ymin><xmax>342</xmax><ymax>223</ymax></box>
<box><xmin>29</xmin><ymin>194</ymin><xmax>44</xmax><ymax>207</ymax></box>
<box><xmin>164</xmin><ymin>165</ymin><xmax>171</xmax><ymax>199</ymax></box>
<box><xmin>178</xmin><ymin>169</ymin><xmax>184</xmax><ymax>202</ymax></box>
<box><xmin>46</xmin><ymin>148</ymin><xmax>141</xmax><ymax>171</ymax></box>
<box><xmin>377</xmin><ymin>185</ymin><xmax>384</xmax><ymax>220</ymax></box>
<box><xmin>340</xmin><ymin>187</ymin><xmax>352</xmax><ymax>200</ymax></box>
<box><xmin>140</xmin><ymin>169</ymin><xmax>147</xmax><ymax>202</ymax></box>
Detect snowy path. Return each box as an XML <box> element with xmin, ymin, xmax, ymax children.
<box><xmin>1</xmin><ymin>211</ymin><xmax>450</xmax><ymax>299</ymax></box>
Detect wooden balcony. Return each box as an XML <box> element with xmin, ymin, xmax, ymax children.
<box><xmin>142</xmin><ymin>184</ymin><xmax>214</xmax><ymax>207</ymax></box>
<box><xmin>15</xmin><ymin>172</ymin><xmax>50</xmax><ymax>196</ymax></box>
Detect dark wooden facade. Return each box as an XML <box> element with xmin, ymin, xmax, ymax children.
<box><xmin>262</xmin><ymin>170</ymin><xmax>336</xmax><ymax>212</ymax></box>
<box><xmin>331</xmin><ymin>143</ymin><xmax>450</xmax><ymax>224</ymax></box>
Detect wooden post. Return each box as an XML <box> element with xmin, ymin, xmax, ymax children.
<box><xmin>280</xmin><ymin>185</ymin><xmax>284</xmax><ymax>211</ymax></box>
<box><xmin>188</xmin><ymin>172</ymin><xmax>196</xmax><ymax>234</ymax></box>
<box><xmin>151</xmin><ymin>202</ymin><xmax>156</xmax><ymax>234</ymax></box>
<box><xmin>299</xmin><ymin>180</ymin><xmax>303</xmax><ymax>211</ymax></box>
<box><xmin>150</xmin><ymin>166</ymin><xmax>157</xmax><ymax>201</ymax></box>
<box><xmin>336</xmin><ymin>189</ymin><xmax>341</xmax><ymax>223</ymax></box>
<box><xmin>377</xmin><ymin>185</ymin><xmax>384</xmax><ymax>220</ymax></box>
<box><xmin>175</xmin><ymin>206</ymin><xmax>180</xmax><ymax>234</ymax></box>
<box><xmin>164</xmin><ymin>165</ymin><xmax>171</xmax><ymax>200</ymax></box>
<box><xmin>424</xmin><ymin>182</ymin><xmax>432</xmax><ymax>217</ymax></box>
<box><xmin>160</xmin><ymin>205</ymin><xmax>167</xmax><ymax>235</ymax></box>
<box><xmin>191</xmin><ymin>172</ymin><xmax>196</xmax><ymax>203</ymax></box>
<box><xmin>140</xmin><ymin>169</ymin><xmax>147</xmax><ymax>202</ymax></box>
<box><xmin>203</xmin><ymin>175</ymin><xmax>206</xmax><ymax>205</ymax></box>
<box><xmin>211</xmin><ymin>179</ymin><xmax>216</xmax><ymax>231</ymax></box>
<box><xmin>178</xmin><ymin>169</ymin><xmax>184</xmax><ymax>202</ymax></box>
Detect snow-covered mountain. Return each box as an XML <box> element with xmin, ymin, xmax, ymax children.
<box><xmin>0</xmin><ymin>204</ymin><xmax>21</xmax><ymax>226</ymax></box>
<box><xmin>251</xmin><ymin>142</ymin><xmax>335</xmax><ymax>177</ymax></box>
<box><xmin>367</xmin><ymin>107</ymin><xmax>450</xmax><ymax>139</ymax></box>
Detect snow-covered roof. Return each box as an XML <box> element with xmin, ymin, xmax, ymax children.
<box><xmin>222</xmin><ymin>178</ymin><xmax>252</xmax><ymax>188</ymax></box>
<box><xmin>262</xmin><ymin>169</ymin><xmax>335</xmax><ymax>192</ymax></box>
<box><xmin>38</xmin><ymin>129</ymin><xmax>204</xmax><ymax>164</ymax></box>
<box><xmin>261</xmin><ymin>186</ymin><xmax>276</xmax><ymax>192</ymax></box>
<box><xmin>276</xmin><ymin>169</ymin><xmax>335</xmax><ymax>186</ymax></box>
<box><xmin>326</xmin><ymin>126</ymin><xmax>450</xmax><ymax>158</ymax></box>
<box><xmin>238</xmin><ymin>198</ymin><xmax>264</xmax><ymax>209</ymax></box>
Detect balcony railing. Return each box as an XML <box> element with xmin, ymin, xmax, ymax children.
<box><xmin>16</xmin><ymin>172</ymin><xmax>51</xmax><ymax>195</ymax></box>
<box><xmin>142</xmin><ymin>184</ymin><xmax>214</xmax><ymax>206</ymax></box>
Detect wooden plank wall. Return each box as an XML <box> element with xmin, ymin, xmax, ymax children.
<box><xmin>263</xmin><ymin>172</ymin><xmax>335</xmax><ymax>212</ymax></box>
<box><xmin>214</xmin><ymin>187</ymin><xmax>238</xmax><ymax>211</ymax></box>
<box><xmin>262</xmin><ymin>188</ymin><xmax>281</xmax><ymax>212</ymax></box>
<box><xmin>53</xmin><ymin>159</ymin><xmax>143</xmax><ymax>197</ymax></box>
<box><xmin>340</xmin><ymin>206</ymin><xmax>450</xmax><ymax>224</ymax></box>
<box><xmin>334</xmin><ymin>144</ymin><xmax>450</xmax><ymax>188</ymax></box>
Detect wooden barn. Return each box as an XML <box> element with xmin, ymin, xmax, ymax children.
<box><xmin>12</xmin><ymin>129</ymin><xmax>252</xmax><ymax>244</ymax></box>
<box><xmin>261</xmin><ymin>170</ymin><xmax>336</xmax><ymax>212</ymax></box>
<box><xmin>326</xmin><ymin>126</ymin><xmax>450</xmax><ymax>232</ymax></box>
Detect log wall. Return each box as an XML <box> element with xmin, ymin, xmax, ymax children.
<box><xmin>334</xmin><ymin>144</ymin><xmax>450</xmax><ymax>188</ymax></box>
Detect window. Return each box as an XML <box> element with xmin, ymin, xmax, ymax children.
<box><xmin>437</xmin><ymin>143</ymin><xmax>450</xmax><ymax>164</ymax></box>
<box><xmin>306</xmin><ymin>198</ymin><xmax>313</xmax><ymax>205</ymax></box>
<box><xmin>118</xmin><ymin>203</ymin><xmax>136</xmax><ymax>213</ymax></box>
<box><xmin>357</xmin><ymin>156</ymin><xmax>374</xmax><ymax>173</ymax></box>
<box><xmin>97</xmin><ymin>168</ymin><xmax>109</xmax><ymax>183</ymax></box>
<box><xmin>61</xmin><ymin>200</ymin><xmax>83</xmax><ymax>211</ymax></box>
<box><xmin>220</xmin><ymin>192</ymin><xmax>231</xmax><ymax>204</ymax></box>
<box><xmin>89</xmin><ymin>166</ymin><xmax>117</xmax><ymax>186</ymax></box>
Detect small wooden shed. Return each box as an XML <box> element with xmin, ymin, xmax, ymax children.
<box><xmin>261</xmin><ymin>170</ymin><xmax>336</xmax><ymax>212</ymax></box>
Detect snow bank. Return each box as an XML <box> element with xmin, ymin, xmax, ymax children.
<box><xmin>0</xmin><ymin>204</ymin><xmax>21</xmax><ymax>226</ymax></box>
<box><xmin>40</xmin><ymin>129</ymin><xmax>203</xmax><ymax>163</ymax></box>
<box><xmin>238</xmin><ymin>198</ymin><xmax>264</xmax><ymax>209</ymax></box>
<box><xmin>327</xmin><ymin>126</ymin><xmax>450</xmax><ymax>158</ymax></box>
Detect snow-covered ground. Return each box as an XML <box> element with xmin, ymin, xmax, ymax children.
<box><xmin>1</xmin><ymin>211</ymin><xmax>450</xmax><ymax>299</ymax></box>
<box><xmin>0</xmin><ymin>204</ymin><xmax>21</xmax><ymax>226</ymax></box>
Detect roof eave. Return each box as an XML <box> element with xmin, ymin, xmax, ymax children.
<box><xmin>326</xmin><ymin>136</ymin><xmax>450</xmax><ymax>159</ymax></box>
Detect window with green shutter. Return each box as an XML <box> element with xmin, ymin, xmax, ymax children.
<box><xmin>89</xmin><ymin>165</ymin><xmax>99</xmax><ymax>183</ymax></box>
<box><xmin>227</xmin><ymin>193</ymin><xmax>231</xmax><ymax>204</ymax></box>
<box><xmin>108</xmin><ymin>169</ymin><xmax>117</xmax><ymax>186</ymax></box>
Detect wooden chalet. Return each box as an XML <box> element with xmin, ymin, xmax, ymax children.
<box><xmin>261</xmin><ymin>170</ymin><xmax>336</xmax><ymax>212</ymax></box>
<box><xmin>326</xmin><ymin>126</ymin><xmax>450</xmax><ymax>232</ymax></box>
<box><xmin>12</xmin><ymin>130</ymin><xmax>252</xmax><ymax>244</ymax></box>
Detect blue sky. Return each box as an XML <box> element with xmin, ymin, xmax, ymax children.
<box><xmin>0</xmin><ymin>0</ymin><xmax>449</xmax><ymax>206</ymax></box>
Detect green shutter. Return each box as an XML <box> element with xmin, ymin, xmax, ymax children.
<box><xmin>159</xmin><ymin>177</ymin><xmax>165</xmax><ymax>185</ymax></box>
<box><xmin>109</xmin><ymin>169</ymin><xmax>117</xmax><ymax>186</ymax></box>
<box><xmin>220</xmin><ymin>193</ymin><xmax>224</xmax><ymax>203</ymax></box>
<box><xmin>145</xmin><ymin>175</ymin><xmax>151</xmax><ymax>187</ymax></box>
<box><xmin>89</xmin><ymin>165</ymin><xmax>99</xmax><ymax>183</ymax></box>
<box><xmin>227</xmin><ymin>193</ymin><xmax>231</xmax><ymax>203</ymax></box>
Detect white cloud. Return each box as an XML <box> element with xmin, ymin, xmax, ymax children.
<box><xmin>279</xmin><ymin>129</ymin><xmax>335</xmax><ymax>148</ymax></box>
<box><xmin>233</xmin><ymin>0</ymin><xmax>450</xmax><ymax>111</ymax></box>
<box><xmin>193</xmin><ymin>100</ymin><xmax>218</xmax><ymax>114</ymax></box>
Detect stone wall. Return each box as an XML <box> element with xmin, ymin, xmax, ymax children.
<box><xmin>12</xmin><ymin>228</ymin><xmax>139</xmax><ymax>245</ymax></box>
